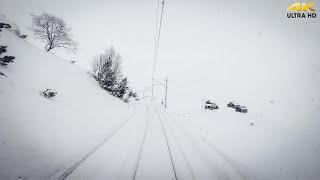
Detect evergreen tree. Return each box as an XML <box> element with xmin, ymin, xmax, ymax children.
<box><xmin>115</xmin><ymin>77</ymin><xmax>129</xmax><ymax>99</ymax></box>
<box><xmin>99</xmin><ymin>57</ymin><xmax>117</xmax><ymax>93</ymax></box>
<box><xmin>91</xmin><ymin>47</ymin><xmax>137</xmax><ymax>102</ymax></box>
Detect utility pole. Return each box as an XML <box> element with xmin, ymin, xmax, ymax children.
<box><xmin>164</xmin><ymin>76</ymin><xmax>168</xmax><ymax>108</ymax></box>
<box><xmin>151</xmin><ymin>76</ymin><xmax>168</xmax><ymax>108</ymax></box>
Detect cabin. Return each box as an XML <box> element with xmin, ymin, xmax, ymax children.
<box><xmin>227</xmin><ymin>101</ymin><xmax>240</xmax><ymax>108</ymax></box>
<box><xmin>235</xmin><ymin>106</ymin><xmax>248</xmax><ymax>113</ymax></box>
<box><xmin>205</xmin><ymin>100</ymin><xmax>219</xmax><ymax>110</ymax></box>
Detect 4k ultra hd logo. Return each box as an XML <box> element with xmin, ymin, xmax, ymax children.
<box><xmin>287</xmin><ymin>2</ymin><xmax>317</xmax><ymax>18</ymax></box>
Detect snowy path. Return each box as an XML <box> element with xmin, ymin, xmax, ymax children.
<box><xmin>53</xmin><ymin>103</ymin><xmax>244</xmax><ymax>180</ymax></box>
<box><xmin>155</xmin><ymin>106</ymin><xmax>245</xmax><ymax>180</ymax></box>
<box><xmin>58</xmin><ymin>104</ymin><xmax>149</xmax><ymax>180</ymax></box>
<box><xmin>133</xmin><ymin>104</ymin><xmax>177</xmax><ymax>180</ymax></box>
<box><xmin>56</xmin><ymin>113</ymin><xmax>134</xmax><ymax>180</ymax></box>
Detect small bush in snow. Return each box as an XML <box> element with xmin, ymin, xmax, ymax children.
<box><xmin>0</xmin><ymin>71</ymin><xmax>6</xmax><ymax>77</ymax></box>
<box><xmin>19</xmin><ymin>35</ymin><xmax>27</xmax><ymax>39</ymax></box>
<box><xmin>0</xmin><ymin>23</ymin><xmax>11</xmax><ymax>31</ymax></box>
<box><xmin>0</xmin><ymin>46</ymin><xmax>15</xmax><ymax>67</ymax></box>
<box><xmin>0</xmin><ymin>46</ymin><xmax>7</xmax><ymax>55</ymax></box>
<box><xmin>124</xmin><ymin>90</ymin><xmax>138</xmax><ymax>103</ymax></box>
<box><xmin>41</xmin><ymin>89</ymin><xmax>57</xmax><ymax>99</ymax></box>
<box><xmin>0</xmin><ymin>56</ymin><xmax>15</xmax><ymax>66</ymax></box>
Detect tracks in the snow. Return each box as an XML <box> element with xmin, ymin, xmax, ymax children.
<box><xmin>56</xmin><ymin>113</ymin><xmax>134</xmax><ymax>180</ymax></box>
<box><xmin>158</xmin><ymin>107</ymin><xmax>246</xmax><ymax>180</ymax></box>
<box><xmin>131</xmin><ymin>104</ymin><xmax>178</xmax><ymax>180</ymax></box>
<box><xmin>152</xmin><ymin>105</ymin><xmax>178</xmax><ymax>180</ymax></box>
<box><xmin>56</xmin><ymin>105</ymin><xmax>151</xmax><ymax>180</ymax></box>
<box><xmin>54</xmin><ymin>103</ymin><xmax>244</xmax><ymax>180</ymax></box>
<box><xmin>156</xmin><ymin>107</ymin><xmax>197</xmax><ymax>180</ymax></box>
<box><xmin>132</xmin><ymin>105</ymin><xmax>150</xmax><ymax>180</ymax></box>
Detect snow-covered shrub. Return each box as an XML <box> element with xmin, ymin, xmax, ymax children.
<box><xmin>0</xmin><ymin>71</ymin><xmax>6</xmax><ymax>77</ymax></box>
<box><xmin>0</xmin><ymin>23</ymin><xmax>11</xmax><ymax>31</ymax></box>
<box><xmin>0</xmin><ymin>46</ymin><xmax>7</xmax><ymax>55</ymax></box>
<box><xmin>114</xmin><ymin>77</ymin><xmax>129</xmax><ymax>99</ymax></box>
<box><xmin>0</xmin><ymin>56</ymin><xmax>15</xmax><ymax>66</ymax></box>
<box><xmin>91</xmin><ymin>47</ymin><xmax>123</xmax><ymax>95</ymax></box>
<box><xmin>0</xmin><ymin>46</ymin><xmax>15</xmax><ymax>66</ymax></box>
<box><xmin>123</xmin><ymin>90</ymin><xmax>138</xmax><ymax>103</ymax></box>
<box><xmin>41</xmin><ymin>89</ymin><xmax>57</xmax><ymax>99</ymax></box>
<box><xmin>91</xmin><ymin>47</ymin><xmax>138</xmax><ymax>102</ymax></box>
<box><xmin>19</xmin><ymin>35</ymin><xmax>27</xmax><ymax>39</ymax></box>
<box><xmin>91</xmin><ymin>47</ymin><xmax>121</xmax><ymax>92</ymax></box>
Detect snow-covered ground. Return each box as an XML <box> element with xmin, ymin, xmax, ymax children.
<box><xmin>0</xmin><ymin>29</ymin><xmax>133</xmax><ymax>179</ymax></box>
<box><xmin>60</xmin><ymin>104</ymin><xmax>245</xmax><ymax>180</ymax></box>
<box><xmin>0</xmin><ymin>24</ymin><xmax>243</xmax><ymax>180</ymax></box>
<box><xmin>0</xmin><ymin>26</ymin><xmax>247</xmax><ymax>180</ymax></box>
<box><xmin>168</xmin><ymin>103</ymin><xmax>320</xmax><ymax>180</ymax></box>
<box><xmin>166</xmin><ymin>84</ymin><xmax>320</xmax><ymax>179</ymax></box>
<box><xmin>1</xmin><ymin>15</ymin><xmax>320</xmax><ymax>180</ymax></box>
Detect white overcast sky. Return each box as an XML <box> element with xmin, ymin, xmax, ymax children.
<box><xmin>1</xmin><ymin>0</ymin><xmax>319</xmax><ymax>109</ymax></box>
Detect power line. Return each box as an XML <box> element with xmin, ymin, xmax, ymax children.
<box><xmin>152</xmin><ymin>0</ymin><xmax>165</xmax><ymax>100</ymax></box>
<box><xmin>151</xmin><ymin>0</ymin><xmax>160</xmax><ymax>100</ymax></box>
<box><xmin>153</xmin><ymin>0</ymin><xmax>160</xmax><ymax>67</ymax></box>
<box><xmin>155</xmin><ymin>0</ymin><xmax>165</xmax><ymax>61</ymax></box>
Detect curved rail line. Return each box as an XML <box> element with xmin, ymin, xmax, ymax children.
<box><xmin>156</xmin><ymin>107</ymin><xmax>197</xmax><ymax>180</ymax></box>
<box><xmin>152</xmin><ymin>105</ymin><xmax>178</xmax><ymax>180</ymax></box>
<box><xmin>160</xmin><ymin>108</ymin><xmax>246</xmax><ymax>180</ymax></box>
<box><xmin>132</xmin><ymin>104</ymin><xmax>150</xmax><ymax>180</ymax></box>
<box><xmin>56</xmin><ymin>114</ymin><xmax>134</xmax><ymax>180</ymax></box>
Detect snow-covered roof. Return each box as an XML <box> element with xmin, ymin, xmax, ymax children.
<box><xmin>238</xmin><ymin>106</ymin><xmax>247</xmax><ymax>109</ymax></box>
<box><xmin>229</xmin><ymin>101</ymin><xmax>240</xmax><ymax>105</ymax></box>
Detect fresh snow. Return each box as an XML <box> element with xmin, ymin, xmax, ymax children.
<box><xmin>1</xmin><ymin>16</ymin><xmax>320</xmax><ymax>180</ymax></box>
<box><xmin>0</xmin><ymin>29</ymin><xmax>132</xmax><ymax>179</ymax></box>
<box><xmin>0</xmin><ymin>27</ymin><xmax>244</xmax><ymax>180</ymax></box>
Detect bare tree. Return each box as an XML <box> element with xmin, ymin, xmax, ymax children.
<box><xmin>30</xmin><ymin>13</ymin><xmax>77</xmax><ymax>52</ymax></box>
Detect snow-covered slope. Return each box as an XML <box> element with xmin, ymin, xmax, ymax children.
<box><xmin>1</xmin><ymin>13</ymin><xmax>320</xmax><ymax>180</ymax></box>
<box><xmin>0</xmin><ymin>28</ymin><xmax>246</xmax><ymax>180</ymax></box>
<box><xmin>0</xmin><ymin>14</ymin><xmax>22</xmax><ymax>37</ymax></box>
<box><xmin>0</xmin><ymin>28</ymin><xmax>133</xmax><ymax>179</ymax></box>
<box><xmin>155</xmin><ymin>9</ymin><xmax>320</xmax><ymax>179</ymax></box>
<box><xmin>164</xmin><ymin>38</ymin><xmax>320</xmax><ymax>179</ymax></box>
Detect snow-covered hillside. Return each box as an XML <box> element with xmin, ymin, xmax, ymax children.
<box><xmin>0</xmin><ymin>28</ymin><xmax>246</xmax><ymax>180</ymax></box>
<box><xmin>0</xmin><ymin>28</ymin><xmax>134</xmax><ymax>179</ymax></box>
<box><xmin>1</xmin><ymin>13</ymin><xmax>320</xmax><ymax>180</ymax></box>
